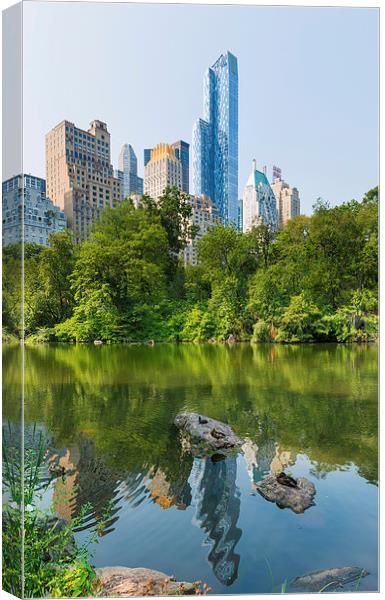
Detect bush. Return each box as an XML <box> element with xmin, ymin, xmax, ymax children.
<box><xmin>25</xmin><ymin>328</ymin><xmax>58</xmax><ymax>345</ymax></box>
<box><xmin>251</xmin><ymin>321</ymin><xmax>272</xmax><ymax>343</ymax></box>
<box><xmin>179</xmin><ymin>305</ymin><xmax>215</xmax><ymax>342</ymax></box>
<box><xmin>55</xmin><ymin>285</ymin><xmax>120</xmax><ymax>342</ymax></box>
<box><xmin>275</xmin><ymin>293</ymin><xmax>326</xmax><ymax>343</ymax></box>
<box><xmin>326</xmin><ymin>289</ymin><xmax>378</xmax><ymax>342</ymax></box>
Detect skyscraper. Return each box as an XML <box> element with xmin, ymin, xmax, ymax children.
<box><xmin>192</xmin><ymin>51</ymin><xmax>239</xmax><ymax>225</ymax></box>
<box><xmin>46</xmin><ymin>119</ymin><xmax>122</xmax><ymax>243</ymax></box>
<box><xmin>144</xmin><ymin>141</ymin><xmax>189</xmax><ymax>194</ymax></box>
<box><xmin>271</xmin><ymin>176</ymin><xmax>300</xmax><ymax>228</ymax></box>
<box><xmin>171</xmin><ymin>140</ymin><xmax>190</xmax><ymax>193</ymax></box>
<box><xmin>144</xmin><ymin>143</ymin><xmax>182</xmax><ymax>201</ymax></box>
<box><xmin>242</xmin><ymin>160</ymin><xmax>278</xmax><ymax>232</ymax></box>
<box><xmin>118</xmin><ymin>143</ymin><xmax>143</xmax><ymax>199</ymax></box>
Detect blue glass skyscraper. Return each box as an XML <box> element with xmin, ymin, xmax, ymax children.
<box><xmin>192</xmin><ymin>51</ymin><xmax>239</xmax><ymax>225</ymax></box>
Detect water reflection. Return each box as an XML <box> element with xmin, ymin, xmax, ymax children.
<box><xmin>190</xmin><ymin>456</ymin><xmax>241</xmax><ymax>585</ymax></box>
<box><xmin>48</xmin><ymin>432</ymin><xmax>242</xmax><ymax>586</ymax></box>
<box><xmin>243</xmin><ymin>439</ymin><xmax>297</xmax><ymax>490</ymax></box>
<box><xmin>2</xmin><ymin>343</ymin><xmax>378</xmax><ymax>591</ymax></box>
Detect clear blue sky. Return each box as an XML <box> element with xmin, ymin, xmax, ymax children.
<box><xmin>22</xmin><ymin>2</ymin><xmax>379</xmax><ymax>214</ymax></box>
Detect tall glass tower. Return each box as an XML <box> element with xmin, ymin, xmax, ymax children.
<box><xmin>118</xmin><ymin>144</ymin><xmax>143</xmax><ymax>198</ymax></box>
<box><xmin>192</xmin><ymin>51</ymin><xmax>238</xmax><ymax>225</ymax></box>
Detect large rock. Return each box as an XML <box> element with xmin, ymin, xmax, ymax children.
<box><xmin>174</xmin><ymin>412</ymin><xmax>244</xmax><ymax>453</ymax></box>
<box><xmin>96</xmin><ymin>567</ymin><xmax>197</xmax><ymax>596</ymax></box>
<box><xmin>256</xmin><ymin>474</ymin><xmax>316</xmax><ymax>513</ymax></box>
<box><xmin>290</xmin><ymin>566</ymin><xmax>369</xmax><ymax>592</ymax></box>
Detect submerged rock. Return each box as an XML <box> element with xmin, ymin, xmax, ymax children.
<box><xmin>290</xmin><ymin>566</ymin><xmax>369</xmax><ymax>592</ymax></box>
<box><xmin>174</xmin><ymin>412</ymin><xmax>244</xmax><ymax>453</ymax></box>
<box><xmin>256</xmin><ymin>473</ymin><xmax>316</xmax><ymax>513</ymax></box>
<box><xmin>96</xmin><ymin>566</ymin><xmax>197</xmax><ymax>596</ymax></box>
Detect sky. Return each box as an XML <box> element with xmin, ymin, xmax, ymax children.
<box><xmin>21</xmin><ymin>1</ymin><xmax>379</xmax><ymax>214</ymax></box>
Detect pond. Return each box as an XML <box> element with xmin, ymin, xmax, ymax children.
<box><xmin>3</xmin><ymin>343</ymin><xmax>378</xmax><ymax>594</ymax></box>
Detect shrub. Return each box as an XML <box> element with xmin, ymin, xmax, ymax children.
<box><xmin>25</xmin><ymin>328</ymin><xmax>58</xmax><ymax>345</ymax></box>
<box><xmin>251</xmin><ymin>321</ymin><xmax>272</xmax><ymax>343</ymax></box>
<box><xmin>275</xmin><ymin>293</ymin><xmax>325</xmax><ymax>343</ymax></box>
<box><xmin>326</xmin><ymin>289</ymin><xmax>378</xmax><ymax>342</ymax></box>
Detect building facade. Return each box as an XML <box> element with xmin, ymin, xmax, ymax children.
<box><xmin>271</xmin><ymin>177</ymin><xmax>300</xmax><ymax>228</ymax></box>
<box><xmin>242</xmin><ymin>160</ymin><xmax>278</xmax><ymax>232</ymax></box>
<box><xmin>237</xmin><ymin>199</ymin><xmax>243</xmax><ymax>232</ymax></box>
<box><xmin>171</xmin><ymin>140</ymin><xmax>189</xmax><ymax>193</ymax></box>
<box><xmin>144</xmin><ymin>140</ymin><xmax>189</xmax><ymax>194</ymax></box>
<box><xmin>144</xmin><ymin>143</ymin><xmax>182</xmax><ymax>200</ymax></box>
<box><xmin>118</xmin><ymin>143</ymin><xmax>143</xmax><ymax>199</ymax></box>
<box><xmin>45</xmin><ymin>119</ymin><xmax>122</xmax><ymax>243</ymax></box>
<box><xmin>2</xmin><ymin>174</ymin><xmax>67</xmax><ymax>247</ymax></box>
<box><xmin>183</xmin><ymin>194</ymin><xmax>223</xmax><ymax>265</ymax></box>
<box><xmin>192</xmin><ymin>51</ymin><xmax>238</xmax><ymax>225</ymax></box>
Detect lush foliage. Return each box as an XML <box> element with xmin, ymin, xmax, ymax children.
<box><xmin>2</xmin><ymin>186</ymin><xmax>378</xmax><ymax>344</ymax></box>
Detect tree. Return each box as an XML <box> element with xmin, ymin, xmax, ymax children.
<box><xmin>142</xmin><ymin>187</ymin><xmax>198</xmax><ymax>283</ymax></box>
<box><xmin>245</xmin><ymin>222</ymin><xmax>275</xmax><ymax>269</ymax></box>
<box><xmin>58</xmin><ymin>201</ymin><xmax>169</xmax><ymax>340</ymax></box>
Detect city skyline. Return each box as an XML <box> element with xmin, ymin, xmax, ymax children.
<box><xmin>20</xmin><ymin>3</ymin><xmax>379</xmax><ymax>215</ymax></box>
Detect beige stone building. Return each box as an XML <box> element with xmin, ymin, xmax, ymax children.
<box><xmin>46</xmin><ymin>119</ymin><xmax>122</xmax><ymax>243</ymax></box>
<box><xmin>183</xmin><ymin>194</ymin><xmax>223</xmax><ymax>265</ymax></box>
<box><xmin>144</xmin><ymin>143</ymin><xmax>182</xmax><ymax>201</ymax></box>
<box><xmin>271</xmin><ymin>177</ymin><xmax>300</xmax><ymax>229</ymax></box>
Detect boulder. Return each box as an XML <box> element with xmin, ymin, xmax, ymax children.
<box><xmin>96</xmin><ymin>566</ymin><xmax>197</xmax><ymax>596</ymax></box>
<box><xmin>174</xmin><ymin>413</ymin><xmax>244</xmax><ymax>453</ymax></box>
<box><xmin>256</xmin><ymin>474</ymin><xmax>316</xmax><ymax>513</ymax></box>
<box><xmin>290</xmin><ymin>566</ymin><xmax>369</xmax><ymax>592</ymax></box>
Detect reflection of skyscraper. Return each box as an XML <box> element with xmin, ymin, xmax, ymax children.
<box><xmin>190</xmin><ymin>456</ymin><xmax>242</xmax><ymax>586</ymax></box>
<box><xmin>242</xmin><ymin>439</ymin><xmax>296</xmax><ymax>490</ymax></box>
<box><xmin>51</xmin><ymin>438</ymin><xmax>121</xmax><ymax>536</ymax></box>
<box><xmin>192</xmin><ymin>52</ymin><xmax>239</xmax><ymax>225</ymax></box>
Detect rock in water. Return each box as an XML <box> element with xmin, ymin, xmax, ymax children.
<box><xmin>256</xmin><ymin>474</ymin><xmax>316</xmax><ymax>513</ymax></box>
<box><xmin>96</xmin><ymin>567</ymin><xmax>196</xmax><ymax>596</ymax></box>
<box><xmin>174</xmin><ymin>412</ymin><xmax>244</xmax><ymax>452</ymax></box>
<box><xmin>290</xmin><ymin>567</ymin><xmax>369</xmax><ymax>592</ymax></box>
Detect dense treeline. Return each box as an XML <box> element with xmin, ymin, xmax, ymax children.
<box><xmin>2</xmin><ymin>186</ymin><xmax>378</xmax><ymax>344</ymax></box>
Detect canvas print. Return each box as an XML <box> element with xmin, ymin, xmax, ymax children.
<box><xmin>2</xmin><ymin>1</ymin><xmax>379</xmax><ymax>597</ymax></box>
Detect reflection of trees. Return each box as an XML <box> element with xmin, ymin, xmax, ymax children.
<box><xmin>191</xmin><ymin>456</ymin><xmax>242</xmax><ymax>586</ymax></box>
<box><xmin>3</xmin><ymin>342</ymin><xmax>378</xmax><ymax>488</ymax></box>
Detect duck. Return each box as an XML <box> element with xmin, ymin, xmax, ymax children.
<box><xmin>198</xmin><ymin>416</ymin><xmax>208</xmax><ymax>425</ymax></box>
<box><xmin>276</xmin><ymin>472</ymin><xmax>298</xmax><ymax>488</ymax></box>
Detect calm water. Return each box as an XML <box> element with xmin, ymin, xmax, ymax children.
<box><xmin>3</xmin><ymin>343</ymin><xmax>379</xmax><ymax>593</ymax></box>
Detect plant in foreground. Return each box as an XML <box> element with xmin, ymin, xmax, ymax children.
<box><xmin>2</xmin><ymin>424</ymin><xmax>102</xmax><ymax>598</ymax></box>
